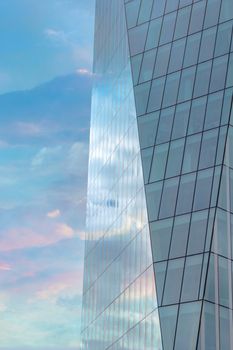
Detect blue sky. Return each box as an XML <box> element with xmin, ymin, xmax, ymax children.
<box><xmin>0</xmin><ymin>0</ymin><xmax>94</xmax><ymax>93</ymax></box>
<box><xmin>0</xmin><ymin>0</ymin><xmax>94</xmax><ymax>348</ymax></box>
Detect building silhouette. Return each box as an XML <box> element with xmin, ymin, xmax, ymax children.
<box><xmin>81</xmin><ymin>0</ymin><xmax>233</xmax><ymax>349</ymax></box>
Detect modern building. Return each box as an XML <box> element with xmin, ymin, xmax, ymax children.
<box><xmin>81</xmin><ymin>0</ymin><xmax>233</xmax><ymax>349</ymax></box>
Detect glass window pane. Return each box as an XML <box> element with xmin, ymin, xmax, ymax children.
<box><xmin>216</xmin><ymin>126</ymin><xmax>227</xmax><ymax>165</ymax></box>
<box><xmin>193</xmin><ymin>61</ymin><xmax>212</xmax><ymax>98</ymax></box>
<box><xmin>188</xmin><ymin>96</ymin><xmax>207</xmax><ymax>135</ymax></box>
<box><xmin>226</xmin><ymin>53</ymin><xmax>233</xmax><ymax>88</ymax></box>
<box><xmin>148</xmin><ymin>77</ymin><xmax>166</xmax><ymax>112</ymax></box>
<box><xmin>176</xmin><ymin>173</ymin><xmax>196</xmax><ymax>215</ymax></box>
<box><xmin>199</xmin><ymin>129</ymin><xmax>218</xmax><ymax>169</ymax></box>
<box><xmin>219</xmin><ymin>256</ymin><xmax>230</xmax><ymax>307</ymax></box>
<box><xmin>156</xmin><ymin>107</ymin><xmax>175</xmax><ymax>144</ymax></box>
<box><xmin>175</xmin><ymin>302</ymin><xmax>201</xmax><ymax>350</ymax></box>
<box><xmin>146</xmin><ymin>181</ymin><xmax>163</xmax><ymax>221</ymax></box>
<box><xmin>184</xmin><ymin>32</ymin><xmax>201</xmax><ymax>68</ymax></box>
<box><xmin>199</xmin><ymin>27</ymin><xmax>217</xmax><ymax>62</ymax></box>
<box><xmin>150</xmin><ymin>143</ymin><xmax>169</xmax><ymax>182</ymax></box>
<box><xmin>204</xmin><ymin>91</ymin><xmax>224</xmax><ymax>130</ymax></box>
<box><xmin>188</xmin><ymin>210</ymin><xmax>208</xmax><ymax>255</ymax></box>
<box><xmin>210</xmin><ymin>55</ymin><xmax>229</xmax><ymax>93</ymax></box>
<box><xmin>178</xmin><ymin>66</ymin><xmax>196</xmax><ymax>102</ymax></box>
<box><xmin>150</xmin><ymin>218</ymin><xmax>173</xmax><ymax>262</ymax></box>
<box><xmin>180</xmin><ymin>0</ymin><xmax>192</xmax><ymax>6</ymax></box>
<box><xmin>181</xmin><ymin>255</ymin><xmax>203</xmax><ymax>302</ymax></box>
<box><xmin>224</xmin><ymin>127</ymin><xmax>233</xmax><ymax>168</ymax></box>
<box><xmin>160</xmin><ymin>305</ymin><xmax>178</xmax><ymax>350</ymax></box>
<box><xmin>154</xmin><ymin>262</ymin><xmax>167</xmax><ymax>305</ymax></box>
<box><xmin>198</xmin><ymin>301</ymin><xmax>218</xmax><ymax>349</ymax></box>
<box><xmin>163</xmin><ymin>258</ymin><xmax>184</xmax><ymax>304</ymax></box>
<box><xmin>205</xmin><ymin>209</ymin><xmax>216</xmax><ymax>251</ymax></box>
<box><xmin>215</xmin><ymin>21</ymin><xmax>233</xmax><ymax>56</ymax></box>
<box><xmin>221</xmin><ymin>87</ymin><xmax>233</xmax><ymax>125</ymax></box>
<box><xmin>141</xmin><ymin>147</ymin><xmax>154</xmax><ymax>184</ymax></box>
<box><xmin>134</xmin><ymin>81</ymin><xmax>151</xmax><ymax>116</ymax></box>
<box><xmin>166</xmin><ymin>138</ymin><xmax>185</xmax><ymax>178</ymax></box>
<box><xmin>199</xmin><ymin>253</ymin><xmax>209</xmax><ymax>299</ymax></box>
<box><xmin>163</xmin><ymin>71</ymin><xmax>181</xmax><ymax>108</ymax></box>
<box><xmin>218</xmin><ymin>166</ymin><xmax>229</xmax><ymax>211</ymax></box>
<box><xmin>210</xmin><ymin>166</ymin><xmax>221</xmax><ymax>208</ymax></box>
<box><xmin>182</xmin><ymin>134</ymin><xmax>201</xmax><ymax>174</ymax></box>
<box><xmin>168</xmin><ymin>38</ymin><xmax>186</xmax><ymax>73</ymax></box>
<box><xmin>129</xmin><ymin>22</ymin><xmax>149</xmax><ymax>55</ymax></box>
<box><xmin>193</xmin><ymin>168</ymin><xmax>214</xmax><ymax>211</ymax></box>
<box><xmin>138</xmin><ymin>0</ymin><xmax>153</xmax><ymax>25</ymax></box>
<box><xmin>154</xmin><ymin>43</ymin><xmax>171</xmax><ymax>78</ymax></box>
<box><xmin>125</xmin><ymin>0</ymin><xmax>141</xmax><ymax>28</ymax></box>
<box><xmin>159</xmin><ymin>12</ymin><xmax>176</xmax><ymax>45</ymax></box>
<box><xmin>159</xmin><ymin>177</ymin><xmax>179</xmax><ymax>219</ymax></box>
<box><xmin>131</xmin><ymin>53</ymin><xmax>143</xmax><ymax>85</ymax></box>
<box><xmin>172</xmin><ymin>101</ymin><xmax>190</xmax><ymax>139</ymax></box>
<box><xmin>151</xmin><ymin>0</ymin><xmax>166</xmax><ymax>19</ymax></box>
<box><xmin>138</xmin><ymin>112</ymin><xmax>159</xmax><ymax>149</ymax></box>
<box><xmin>220</xmin><ymin>0</ymin><xmax>233</xmax><ymax>22</ymax></box>
<box><xmin>205</xmin><ymin>254</ymin><xmax>217</xmax><ymax>303</ymax></box>
<box><xmin>139</xmin><ymin>49</ymin><xmax>157</xmax><ymax>83</ymax></box>
<box><xmin>146</xmin><ymin>17</ymin><xmax>163</xmax><ymax>50</ymax></box>
<box><xmin>165</xmin><ymin>0</ymin><xmax>179</xmax><ymax>13</ymax></box>
<box><xmin>189</xmin><ymin>1</ymin><xmax>206</xmax><ymax>34</ymax></box>
<box><xmin>220</xmin><ymin>306</ymin><xmax>231</xmax><ymax>350</ymax></box>
<box><xmin>174</xmin><ymin>6</ymin><xmax>191</xmax><ymax>40</ymax></box>
<box><xmin>170</xmin><ymin>214</ymin><xmax>190</xmax><ymax>259</ymax></box>
<box><xmin>204</xmin><ymin>0</ymin><xmax>221</xmax><ymax>28</ymax></box>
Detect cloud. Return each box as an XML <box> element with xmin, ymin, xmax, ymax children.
<box><xmin>43</xmin><ymin>28</ymin><xmax>69</xmax><ymax>46</ymax></box>
<box><xmin>44</xmin><ymin>28</ymin><xmax>74</xmax><ymax>48</ymax></box>
<box><xmin>47</xmin><ymin>209</ymin><xmax>61</xmax><ymax>219</ymax></box>
<box><xmin>14</xmin><ymin>122</ymin><xmax>42</xmax><ymax>136</ymax></box>
<box><xmin>31</xmin><ymin>146</ymin><xmax>62</xmax><ymax>168</ymax></box>
<box><xmin>76</xmin><ymin>68</ymin><xmax>92</xmax><ymax>76</ymax></box>
<box><xmin>67</xmin><ymin>142</ymin><xmax>88</xmax><ymax>176</ymax></box>
<box><xmin>0</xmin><ymin>222</ymin><xmax>76</xmax><ymax>252</ymax></box>
<box><xmin>34</xmin><ymin>269</ymin><xmax>84</xmax><ymax>302</ymax></box>
<box><xmin>36</xmin><ymin>282</ymin><xmax>69</xmax><ymax>301</ymax></box>
<box><xmin>0</xmin><ymin>262</ymin><xmax>12</xmax><ymax>271</ymax></box>
<box><xmin>54</xmin><ymin>223</ymin><xmax>74</xmax><ymax>238</ymax></box>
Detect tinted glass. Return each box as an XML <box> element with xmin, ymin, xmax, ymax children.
<box><xmin>172</xmin><ymin>101</ymin><xmax>190</xmax><ymax>139</ymax></box>
<box><xmin>170</xmin><ymin>214</ymin><xmax>190</xmax><ymax>259</ymax></box>
<box><xmin>163</xmin><ymin>258</ymin><xmax>184</xmax><ymax>304</ymax></box>
<box><xmin>159</xmin><ymin>177</ymin><xmax>179</xmax><ymax>219</ymax></box>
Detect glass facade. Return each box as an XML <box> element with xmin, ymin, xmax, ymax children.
<box><xmin>126</xmin><ymin>0</ymin><xmax>233</xmax><ymax>349</ymax></box>
<box><xmin>81</xmin><ymin>1</ymin><xmax>162</xmax><ymax>349</ymax></box>
<box><xmin>82</xmin><ymin>0</ymin><xmax>233</xmax><ymax>349</ymax></box>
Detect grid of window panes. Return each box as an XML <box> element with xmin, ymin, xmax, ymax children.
<box><xmin>81</xmin><ymin>1</ymin><xmax>163</xmax><ymax>349</ymax></box>
<box><xmin>125</xmin><ymin>0</ymin><xmax>233</xmax><ymax>349</ymax></box>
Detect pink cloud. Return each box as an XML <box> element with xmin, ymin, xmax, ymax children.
<box><xmin>47</xmin><ymin>209</ymin><xmax>61</xmax><ymax>219</ymax></box>
<box><xmin>0</xmin><ymin>222</ymin><xmax>75</xmax><ymax>252</ymax></box>
<box><xmin>0</xmin><ymin>262</ymin><xmax>12</xmax><ymax>271</ymax></box>
<box><xmin>35</xmin><ymin>269</ymin><xmax>83</xmax><ymax>301</ymax></box>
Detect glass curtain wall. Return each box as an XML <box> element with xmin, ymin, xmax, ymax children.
<box><xmin>81</xmin><ymin>1</ymin><xmax>163</xmax><ymax>349</ymax></box>
<box><xmin>125</xmin><ymin>0</ymin><xmax>233</xmax><ymax>349</ymax></box>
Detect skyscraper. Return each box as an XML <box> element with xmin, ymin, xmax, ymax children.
<box><xmin>81</xmin><ymin>0</ymin><xmax>233</xmax><ymax>349</ymax></box>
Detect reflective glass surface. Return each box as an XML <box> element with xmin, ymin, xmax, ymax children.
<box><xmin>126</xmin><ymin>0</ymin><xmax>233</xmax><ymax>349</ymax></box>
<box><xmin>81</xmin><ymin>1</ymin><xmax>162</xmax><ymax>349</ymax></box>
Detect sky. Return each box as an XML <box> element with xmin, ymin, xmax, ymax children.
<box><xmin>0</xmin><ymin>0</ymin><xmax>94</xmax><ymax>349</ymax></box>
